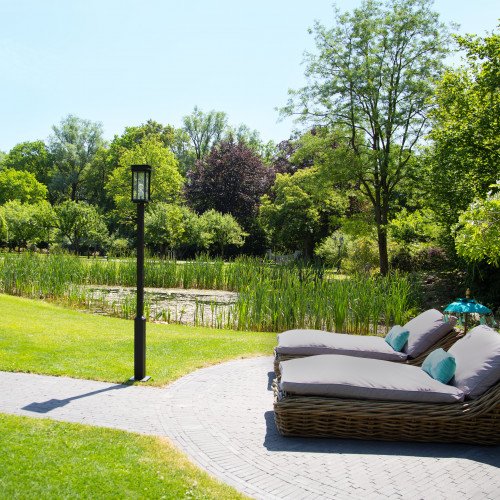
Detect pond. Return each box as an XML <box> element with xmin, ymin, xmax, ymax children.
<box><xmin>84</xmin><ymin>285</ymin><xmax>239</xmax><ymax>327</ymax></box>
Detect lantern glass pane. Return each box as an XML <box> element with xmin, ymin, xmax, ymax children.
<box><xmin>144</xmin><ymin>171</ymin><xmax>150</xmax><ymax>201</ymax></box>
<box><xmin>133</xmin><ymin>173</ymin><xmax>138</xmax><ymax>200</ymax></box>
<box><xmin>137</xmin><ymin>172</ymin><xmax>146</xmax><ymax>200</ymax></box>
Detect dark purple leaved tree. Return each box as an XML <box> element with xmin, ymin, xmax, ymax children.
<box><xmin>186</xmin><ymin>139</ymin><xmax>275</xmax><ymax>226</ymax></box>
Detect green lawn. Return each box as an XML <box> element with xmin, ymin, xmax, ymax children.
<box><xmin>0</xmin><ymin>413</ymin><xmax>246</xmax><ymax>499</ymax></box>
<box><xmin>0</xmin><ymin>294</ymin><xmax>275</xmax><ymax>386</ymax></box>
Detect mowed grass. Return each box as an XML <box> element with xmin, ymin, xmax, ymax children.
<box><xmin>0</xmin><ymin>294</ymin><xmax>275</xmax><ymax>386</ymax></box>
<box><xmin>0</xmin><ymin>413</ymin><xmax>246</xmax><ymax>499</ymax></box>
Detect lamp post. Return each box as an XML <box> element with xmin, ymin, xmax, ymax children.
<box><xmin>131</xmin><ymin>164</ymin><xmax>151</xmax><ymax>381</ymax></box>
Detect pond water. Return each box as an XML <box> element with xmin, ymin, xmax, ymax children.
<box><xmin>84</xmin><ymin>285</ymin><xmax>239</xmax><ymax>326</ymax></box>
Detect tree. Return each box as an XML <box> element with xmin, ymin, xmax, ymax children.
<box><xmin>31</xmin><ymin>201</ymin><xmax>57</xmax><ymax>248</ymax></box>
<box><xmin>55</xmin><ymin>201</ymin><xmax>108</xmax><ymax>254</ymax></box>
<box><xmin>1</xmin><ymin>201</ymin><xmax>42</xmax><ymax>250</ymax></box>
<box><xmin>186</xmin><ymin>139</ymin><xmax>275</xmax><ymax>226</ymax></box>
<box><xmin>2</xmin><ymin>140</ymin><xmax>52</xmax><ymax>186</ymax></box>
<box><xmin>259</xmin><ymin>165</ymin><xmax>349</xmax><ymax>256</ymax></box>
<box><xmin>105</xmin><ymin>138</ymin><xmax>184</xmax><ymax>227</ymax></box>
<box><xmin>111</xmin><ymin>120</ymin><xmax>175</xmax><ymax>152</ymax></box>
<box><xmin>0</xmin><ymin>168</ymin><xmax>47</xmax><ymax>204</ymax></box>
<box><xmin>182</xmin><ymin>106</ymin><xmax>227</xmax><ymax>160</ymax></box>
<box><xmin>198</xmin><ymin>210</ymin><xmax>246</xmax><ymax>257</ymax></box>
<box><xmin>49</xmin><ymin>115</ymin><xmax>105</xmax><ymax>201</ymax></box>
<box><xmin>426</xmin><ymin>29</ymin><xmax>500</xmax><ymax>238</ymax></box>
<box><xmin>454</xmin><ymin>187</ymin><xmax>500</xmax><ymax>266</ymax></box>
<box><xmin>145</xmin><ymin>203</ymin><xmax>189</xmax><ymax>255</ymax></box>
<box><xmin>281</xmin><ymin>0</ymin><xmax>450</xmax><ymax>274</ymax></box>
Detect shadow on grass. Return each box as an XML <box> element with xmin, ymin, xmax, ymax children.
<box><xmin>22</xmin><ymin>381</ymin><xmax>133</xmax><ymax>414</ymax></box>
<box><xmin>263</xmin><ymin>411</ymin><xmax>500</xmax><ymax>467</ymax></box>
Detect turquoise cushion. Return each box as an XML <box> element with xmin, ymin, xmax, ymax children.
<box><xmin>422</xmin><ymin>348</ymin><xmax>456</xmax><ymax>384</ymax></box>
<box><xmin>385</xmin><ymin>325</ymin><xmax>410</xmax><ymax>352</ymax></box>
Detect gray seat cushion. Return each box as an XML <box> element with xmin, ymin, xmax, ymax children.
<box><xmin>403</xmin><ymin>309</ymin><xmax>456</xmax><ymax>358</ymax></box>
<box><xmin>276</xmin><ymin>330</ymin><xmax>407</xmax><ymax>361</ymax></box>
<box><xmin>448</xmin><ymin>325</ymin><xmax>500</xmax><ymax>399</ymax></box>
<box><xmin>279</xmin><ymin>354</ymin><xmax>464</xmax><ymax>403</ymax></box>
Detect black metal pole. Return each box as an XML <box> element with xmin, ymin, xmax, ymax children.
<box><xmin>134</xmin><ymin>202</ymin><xmax>147</xmax><ymax>381</ymax></box>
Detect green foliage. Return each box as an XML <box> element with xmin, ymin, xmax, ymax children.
<box><xmin>259</xmin><ymin>165</ymin><xmax>349</xmax><ymax>256</ymax></box>
<box><xmin>182</xmin><ymin>106</ymin><xmax>228</xmax><ymax>160</ymax></box>
<box><xmin>49</xmin><ymin>115</ymin><xmax>105</xmax><ymax>202</ymax></box>
<box><xmin>198</xmin><ymin>209</ymin><xmax>247</xmax><ymax>256</ymax></box>
<box><xmin>314</xmin><ymin>232</ymin><xmax>347</xmax><ymax>270</ymax></box>
<box><xmin>1</xmin><ymin>201</ymin><xmax>44</xmax><ymax>249</ymax></box>
<box><xmin>0</xmin><ymin>255</ymin><xmax>417</xmax><ymax>334</ymax></box>
<box><xmin>55</xmin><ymin>201</ymin><xmax>108</xmax><ymax>253</ymax></box>
<box><xmin>106</xmin><ymin>236</ymin><xmax>131</xmax><ymax>257</ymax></box>
<box><xmin>105</xmin><ymin>137</ymin><xmax>184</xmax><ymax>226</ymax></box>
<box><xmin>0</xmin><ymin>168</ymin><xmax>47</xmax><ymax>204</ymax></box>
<box><xmin>0</xmin><ymin>414</ymin><xmax>245</xmax><ymax>500</ymax></box>
<box><xmin>426</xmin><ymin>29</ymin><xmax>500</xmax><ymax>235</ymax></box>
<box><xmin>282</xmin><ymin>0</ymin><xmax>451</xmax><ymax>273</ymax></box>
<box><xmin>390</xmin><ymin>208</ymin><xmax>443</xmax><ymax>245</ymax></box>
<box><xmin>2</xmin><ymin>140</ymin><xmax>52</xmax><ymax>185</ymax></box>
<box><xmin>455</xmin><ymin>188</ymin><xmax>500</xmax><ymax>266</ymax></box>
<box><xmin>145</xmin><ymin>202</ymin><xmax>194</xmax><ymax>254</ymax></box>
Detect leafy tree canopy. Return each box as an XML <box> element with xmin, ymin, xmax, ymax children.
<box><xmin>455</xmin><ymin>186</ymin><xmax>500</xmax><ymax>266</ymax></box>
<box><xmin>259</xmin><ymin>164</ymin><xmax>350</xmax><ymax>256</ymax></box>
<box><xmin>0</xmin><ymin>168</ymin><xmax>47</xmax><ymax>205</ymax></box>
<box><xmin>281</xmin><ymin>0</ymin><xmax>451</xmax><ymax>273</ymax></box>
<box><xmin>1</xmin><ymin>201</ymin><xmax>50</xmax><ymax>249</ymax></box>
<box><xmin>426</xmin><ymin>28</ymin><xmax>500</xmax><ymax>234</ymax></box>
<box><xmin>49</xmin><ymin>115</ymin><xmax>105</xmax><ymax>202</ymax></box>
<box><xmin>2</xmin><ymin>140</ymin><xmax>52</xmax><ymax>186</ymax></box>
<box><xmin>186</xmin><ymin>139</ymin><xmax>274</xmax><ymax>225</ymax></box>
<box><xmin>106</xmin><ymin>138</ymin><xmax>184</xmax><ymax>226</ymax></box>
<box><xmin>182</xmin><ymin>106</ymin><xmax>228</xmax><ymax>160</ymax></box>
<box><xmin>198</xmin><ymin>209</ymin><xmax>246</xmax><ymax>257</ymax></box>
<box><xmin>55</xmin><ymin>200</ymin><xmax>108</xmax><ymax>254</ymax></box>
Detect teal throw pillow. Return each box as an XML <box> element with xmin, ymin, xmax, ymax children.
<box><xmin>422</xmin><ymin>348</ymin><xmax>456</xmax><ymax>384</ymax></box>
<box><xmin>385</xmin><ymin>325</ymin><xmax>410</xmax><ymax>352</ymax></box>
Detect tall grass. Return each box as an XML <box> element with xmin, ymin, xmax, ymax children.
<box><xmin>0</xmin><ymin>253</ymin><xmax>418</xmax><ymax>333</ymax></box>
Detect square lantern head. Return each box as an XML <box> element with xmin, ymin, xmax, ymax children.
<box><xmin>131</xmin><ymin>164</ymin><xmax>151</xmax><ymax>203</ymax></box>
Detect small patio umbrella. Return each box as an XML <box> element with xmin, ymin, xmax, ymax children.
<box><xmin>444</xmin><ymin>289</ymin><xmax>493</xmax><ymax>334</ymax></box>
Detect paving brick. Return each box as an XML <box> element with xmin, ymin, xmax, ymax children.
<box><xmin>1</xmin><ymin>358</ymin><xmax>500</xmax><ymax>500</ymax></box>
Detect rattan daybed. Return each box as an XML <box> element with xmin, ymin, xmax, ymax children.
<box><xmin>273</xmin><ymin>325</ymin><xmax>500</xmax><ymax>445</ymax></box>
<box><xmin>274</xmin><ymin>309</ymin><xmax>459</xmax><ymax>376</ymax></box>
<box><xmin>273</xmin><ymin>380</ymin><xmax>500</xmax><ymax>444</ymax></box>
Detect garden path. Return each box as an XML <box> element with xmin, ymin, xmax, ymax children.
<box><xmin>1</xmin><ymin>358</ymin><xmax>499</xmax><ymax>499</ymax></box>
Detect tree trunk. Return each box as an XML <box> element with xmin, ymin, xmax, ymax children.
<box><xmin>377</xmin><ymin>226</ymin><xmax>389</xmax><ymax>276</ymax></box>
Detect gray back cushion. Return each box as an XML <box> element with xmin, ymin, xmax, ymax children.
<box><xmin>448</xmin><ymin>325</ymin><xmax>500</xmax><ymax>399</ymax></box>
<box><xmin>279</xmin><ymin>354</ymin><xmax>464</xmax><ymax>403</ymax></box>
<box><xmin>276</xmin><ymin>330</ymin><xmax>407</xmax><ymax>361</ymax></box>
<box><xmin>403</xmin><ymin>309</ymin><xmax>456</xmax><ymax>358</ymax></box>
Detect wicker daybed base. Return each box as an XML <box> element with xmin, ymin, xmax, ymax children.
<box><xmin>273</xmin><ymin>329</ymin><xmax>462</xmax><ymax>377</ymax></box>
<box><xmin>273</xmin><ymin>380</ymin><xmax>500</xmax><ymax>445</ymax></box>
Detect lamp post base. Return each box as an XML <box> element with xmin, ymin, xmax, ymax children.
<box><xmin>129</xmin><ymin>376</ymin><xmax>151</xmax><ymax>382</ymax></box>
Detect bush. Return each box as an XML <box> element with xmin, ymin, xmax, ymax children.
<box><xmin>107</xmin><ymin>238</ymin><xmax>131</xmax><ymax>258</ymax></box>
<box><xmin>391</xmin><ymin>245</ymin><xmax>451</xmax><ymax>272</ymax></box>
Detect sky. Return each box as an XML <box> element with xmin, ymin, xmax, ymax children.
<box><xmin>1</xmin><ymin>0</ymin><xmax>498</xmax><ymax>152</ymax></box>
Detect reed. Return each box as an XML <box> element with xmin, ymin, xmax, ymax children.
<box><xmin>0</xmin><ymin>252</ymin><xmax>418</xmax><ymax>334</ymax></box>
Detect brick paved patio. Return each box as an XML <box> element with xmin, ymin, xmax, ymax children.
<box><xmin>1</xmin><ymin>357</ymin><xmax>499</xmax><ymax>499</ymax></box>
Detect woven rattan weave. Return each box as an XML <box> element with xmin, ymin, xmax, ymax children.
<box><xmin>273</xmin><ymin>380</ymin><xmax>500</xmax><ymax>444</ymax></box>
